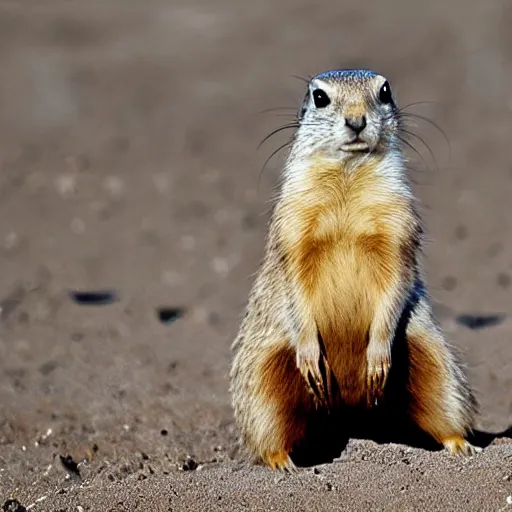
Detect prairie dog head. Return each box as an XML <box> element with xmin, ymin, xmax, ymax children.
<box><xmin>293</xmin><ymin>70</ymin><xmax>399</xmax><ymax>160</ymax></box>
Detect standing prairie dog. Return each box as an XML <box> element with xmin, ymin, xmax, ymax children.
<box><xmin>229</xmin><ymin>69</ymin><xmax>479</xmax><ymax>470</ymax></box>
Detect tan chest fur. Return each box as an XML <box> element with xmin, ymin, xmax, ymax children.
<box><xmin>278</xmin><ymin>158</ymin><xmax>415</xmax><ymax>403</ymax></box>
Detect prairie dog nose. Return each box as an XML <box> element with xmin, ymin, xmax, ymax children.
<box><xmin>345</xmin><ymin>115</ymin><xmax>367</xmax><ymax>134</ymax></box>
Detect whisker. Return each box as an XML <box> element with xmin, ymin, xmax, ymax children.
<box><xmin>258</xmin><ymin>138</ymin><xmax>294</xmax><ymax>192</ymax></box>
<box><xmin>257</xmin><ymin>124</ymin><xmax>299</xmax><ymax>150</ymax></box>
<box><xmin>272</xmin><ymin>114</ymin><xmax>301</xmax><ymax>119</ymax></box>
<box><xmin>258</xmin><ymin>120</ymin><xmax>324</xmax><ymax>150</ymax></box>
<box><xmin>254</xmin><ymin>118</ymin><xmax>321</xmax><ymax>193</ymax></box>
<box><xmin>397</xmin><ymin>101</ymin><xmax>438</xmax><ymax>113</ymax></box>
<box><xmin>397</xmin><ymin>134</ymin><xmax>433</xmax><ymax>172</ymax></box>
<box><xmin>289</xmin><ymin>74</ymin><xmax>312</xmax><ymax>84</ymax></box>
<box><xmin>400</xmin><ymin>128</ymin><xmax>439</xmax><ymax>170</ymax></box>
<box><xmin>257</xmin><ymin>107</ymin><xmax>298</xmax><ymax>115</ymax></box>
<box><xmin>396</xmin><ymin>112</ymin><xmax>451</xmax><ymax>153</ymax></box>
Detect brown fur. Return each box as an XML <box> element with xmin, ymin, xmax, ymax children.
<box><xmin>407</xmin><ymin>334</ymin><xmax>448</xmax><ymax>441</ymax></box>
<box><xmin>279</xmin><ymin>158</ymin><xmax>417</xmax><ymax>406</ymax></box>
<box><xmin>404</xmin><ymin>310</ymin><xmax>476</xmax><ymax>451</ymax></box>
<box><xmin>344</xmin><ymin>102</ymin><xmax>366</xmax><ymax>119</ymax></box>
<box><xmin>259</xmin><ymin>345</ymin><xmax>313</xmax><ymax>464</ymax></box>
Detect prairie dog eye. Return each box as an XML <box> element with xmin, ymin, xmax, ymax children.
<box><xmin>379</xmin><ymin>81</ymin><xmax>393</xmax><ymax>104</ymax></box>
<box><xmin>312</xmin><ymin>89</ymin><xmax>331</xmax><ymax>108</ymax></box>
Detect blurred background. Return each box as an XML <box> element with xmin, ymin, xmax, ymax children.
<box><xmin>0</xmin><ymin>0</ymin><xmax>511</xmax><ymax>492</ymax></box>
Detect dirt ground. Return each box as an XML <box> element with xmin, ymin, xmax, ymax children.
<box><xmin>0</xmin><ymin>0</ymin><xmax>512</xmax><ymax>510</ymax></box>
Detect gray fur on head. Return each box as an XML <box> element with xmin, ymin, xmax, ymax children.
<box><xmin>292</xmin><ymin>69</ymin><xmax>400</xmax><ymax>161</ymax></box>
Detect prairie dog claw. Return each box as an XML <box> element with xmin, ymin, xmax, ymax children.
<box><xmin>366</xmin><ymin>339</ymin><xmax>391</xmax><ymax>407</ymax></box>
<box><xmin>296</xmin><ymin>338</ymin><xmax>332</xmax><ymax>408</ymax></box>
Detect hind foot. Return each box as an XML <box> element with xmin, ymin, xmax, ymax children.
<box><xmin>442</xmin><ymin>436</ymin><xmax>482</xmax><ymax>456</ymax></box>
<box><xmin>263</xmin><ymin>450</ymin><xmax>297</xmax><ymax>472</ymax></box>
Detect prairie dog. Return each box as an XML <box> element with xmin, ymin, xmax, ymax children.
<box><xmin>229</xmin><ymin>69</ymin><xmax>479</xmax><ymax>470</ymax></box>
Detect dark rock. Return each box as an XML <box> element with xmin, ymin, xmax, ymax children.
<box><xmin>456</xmin><ymin>314</ymin><xmax>506</xmax><ymax>330</ymax></box>
<box><xmin>2</xmin><ymin>500</ymin><xmax>26</xmax><ymax>512</ymax></box>
<box><xmin>157</xmin><ymin>307</ymin><xmax>185</xmax><ymax>325</ymax></box>
<box><xmin>59</xmin><ymin>454</ymin><xmax>80</xmax><ymax>477</ymax></box>
<box><xmin>180</xmin><ymin>456</ymin><xmax>198</xmax><ymax>471</ymax></box>
<box><xmin>69</xmin><ymin>290</ymin><xmax>117</xmax><ymax>306</ymax></box>
<box><xmin>39</xmin><ymin>360</ymin><xmax>59</xmax><ymax>376</ymax></box>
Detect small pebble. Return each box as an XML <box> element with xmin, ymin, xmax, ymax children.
<box><xmin>181</xmin><ymin>235</ymin><xmax>196</xmax><ymax>251</ymax></box>
<box><xmin>55</xmin><ymin>175</ymin><xmax>77</xmax><ymax>197</ymax></box>
<box><xmin>152</xmin><ymin>173</ymin><xmax>170</xmax><ymax>194</ymax></box>
<box><xmin>507</xmin><ymin>495</ymin><xmax>512</xmax><ymax>505</ymax></box>
<box><xmin>103</xmin><ymin>176</ymin><xmax>125</xmax><ymax>197</ymax></box>
<box><xmin>4</xmin><ymin>232</ymin><xmax>19</xmax><ymax>250</ymax></box>
<box><xmin>212</xmin><ymin>257</ymin><xmax>229</xmax><ymax>277</ymax></box>
<box><xmin>157</xmin><ymin>307</ymin><xmax>184</xmax><ymax>325</ymax></box>
<box><xmin>180</xmin><ymin>456</ymin><xmax>198</xmax><ymax>471</ymax></box>
<box><xmin>71</xmin><ymin>218</ymin><xmax>85</xmax><ymax>234</ymax></box>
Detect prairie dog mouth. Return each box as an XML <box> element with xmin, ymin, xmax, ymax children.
<box><xmin>341</xmin><ymin>141</ymin><xmax>370</xmax><ymax>152</ymax></box>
